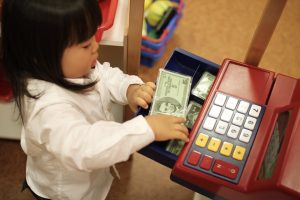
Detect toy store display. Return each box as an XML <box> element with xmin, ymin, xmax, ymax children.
<box><xmin>141</xmin><ymin>0</ymin><xmax>184</xmax><ymax>67</ymax></box>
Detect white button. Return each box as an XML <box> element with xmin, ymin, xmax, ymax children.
<box><xmin>237</xmin><ymin>101</ymin><xmax>250</xmax><ymax>114</ymax></box>
<box><xmin>215</xmin><ymin>120</ymin><xmax>228</xmax><ymax>135</ymax></box>
<box><xmin>244</xmin><ymin>116</ymin><xmax>257</xmax><ymax>130</ymax></box>
<box><xmin>203</xmin><ymin>117</ymin><xmax>216</xmax><ymax>130</ymax></box>
<box><xmin>232</xmin><ymin>112</ymin><xmax>245</xmax><ymax>126</ymax></box>
<box><xmin>220</xmin><ymin>109</ymin><xmax>233</xmax><ymax>122</ymax></box>
<box><xmin>226</xmin><ymin>97</ymin><xmax>238</xmax><ymax>110</ymax></box>
<box><xmin>209</xmin><ymin>105</ymin><xmax>222</xmax><ymax>118</ymax></box>
<box><xmin>249</xmin><ymin>104</ymin><xmax>262</xmax><ymax>118</ymax></box>
<box><xmin>227</xmin><ymin>125</ymin><xmax>240</xmax><ymax>139</ymax></box>
<box><xmin>239</xmin><ymin>129</ymin><xmax>253</xmax><ymax>143</ymax></box>
<box><xmin>214</xmin><ymin>93</ymin><xmax>227</xmax><ymax>106</ymax></box>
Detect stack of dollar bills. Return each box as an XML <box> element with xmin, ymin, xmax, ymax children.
<box><xmin>184</xmin><ymin>101</ymin><xmax>202</xmax><ymax>129</ymax></box>
<box><xmin>149</xmin><ymin>69</ymin><xmax>192</xmax><ymax>117</ymax></box>
<box><xmin>165</xmin><ymin>100</ymin><xmax>203</xmax><ymax>156</ymax></box>
<box><xmin>165</xmin><ymin>140</ymin><xmax>185</xmax><ymax>156</ymax></box>
<box><xmin>150</xmin><ymin>69</ymin><xmax>215</xmax><ymax>156</ymax></box>
<box><xmin>192</xmin><ymin>71</ymin><xmax>216</xmax><ymax>100</ymax></box>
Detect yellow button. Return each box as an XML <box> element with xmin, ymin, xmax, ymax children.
<box><xmin>220</xmin><ymin>142</ymin><xmax>233</xmax><ymax>157</ymax></box>
<box><xmin>233</xmin><ymin>145</ymin><xmax>246</xmax><ymax>161</ymax></box>
<box><xmin>207</xmin><ymin>137</ymin><xmax>221</xmax><ymax>152</ymax></box>
<box><xmin>195</xmin><ymin>133</ymin><xmax>209</xmax><ymax>148</ymax></box>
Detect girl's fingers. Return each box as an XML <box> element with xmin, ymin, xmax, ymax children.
<box><xmin>174</xmin><ymin>131</ymin><xmax>189</xmax><ymax>142</ymax></box>
<box><xmin>140</xmin><ymin>83</ymin><xmax>155</xmax><ymax>97</ymax></box>
<box><xmin>145</xmin><ymin>82</ymin><xmax>156</xmax><ymax>89</ymax></box>
<box><xmin>139</xmin><ymin>92</ymin><xmax>152</xmax><ymax>103</ymax></box>
<box><xmin>174</xmin><ymin>123</ymin><xmax>188</xmax><ymax>134</ymax></box>
<box><xmin>136</xmin><ymin>98</ymin><xmax>149</xmax><ymax>109</ymax></box>
<box><xmin>171</xmin><ymin>116</ymin><xmax>186</xmax><ymax>124</ymax></box>
<box><xmin>181</xmin><ymin>133</ymin><xmax>189</xmax><ymax>142</ymax></box>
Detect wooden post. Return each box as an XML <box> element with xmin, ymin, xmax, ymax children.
<box><xmin>124</xmin><ymin>0</ymin><xmax>144</xmax><ymax>120</ymax></box>
<box><xmin>244</xmin><ymin>0</ymin><xmax>287</xmax><ymax>66</ymax></box>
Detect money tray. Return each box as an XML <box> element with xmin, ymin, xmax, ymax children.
<box><xmin>138</xmin><ymin>48</ymin><xmax>220</xmax><ymax>168</ymax></box>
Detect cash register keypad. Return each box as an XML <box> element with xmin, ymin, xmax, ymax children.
<box><xmin>184</xmin><ymin>92</ymin><xmax>265</xmax><ymax>184</ymax></box>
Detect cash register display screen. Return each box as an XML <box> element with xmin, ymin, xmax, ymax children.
<box><xmin>258</xmin><ymin>110</ymin><xmax>291</xmax><ymax>180</ymax></box>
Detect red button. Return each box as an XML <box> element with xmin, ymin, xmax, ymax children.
<box><xmin>187</xmin><ymin>151</ymin><xmax>201</xmax><ymax>165</ymax></box>
<box><xmin>212</xmin><ymin>159</ymin><xmax>239</xmax><ymax>179</ymax></box>
<box><xmin>199</xmin><ymin>155</ymin><xmax>214</xmax><ymax>170</ymax></box>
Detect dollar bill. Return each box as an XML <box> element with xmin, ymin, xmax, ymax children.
<box><xmin>185</xmin><ymin>101</ymin><xmax>202</xmax><ymax>129</ymax></box>
<box><xmin>165</xmin><ymin>140</ymin><xmax>185</xmax><ymax>156</ymax></box>
<box><xmin>149</xmin><ymin>69</ymin><xmax>192</xmax><ymax>117</ymax></box>
<box><xmin>191</xmin><ymin>71</ymin><xmax>216</xmax><ymax>100</ymax></box>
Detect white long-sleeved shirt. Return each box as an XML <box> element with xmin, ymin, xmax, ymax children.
<box><xmin>21</xmin><ymin>61</ymin><xmax>155</xmax><ymax>200</ymax></box>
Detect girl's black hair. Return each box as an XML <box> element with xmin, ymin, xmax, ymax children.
<box><xmin>1</xmin><ymin>0</ymin><xmax>102</xmax><ymax>122</ymax></box>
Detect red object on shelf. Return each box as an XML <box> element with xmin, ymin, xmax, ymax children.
<box><xmin>0</xmin><ymin>70</ymin><xmax>13</xmax><ymax>102</ymax></box>
<box><xmin>96</xmin><ymin>0</ymin><xmax>118</xmax><ymax>43</ymax></box>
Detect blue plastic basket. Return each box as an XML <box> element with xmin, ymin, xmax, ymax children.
<box><xmin>140</xmin><ymin>12</ymin><xmax>182</xmax><ymax>67</ymax></box>
<box><xmin>142</xmin><ymin>11</ymin><xmax>181</xmax><ymax>50</ymax></box>
<box><xmin>140</xmin><ymin>45</ymin><xmax>166</xmax><ymax>67</ymax></box>
<box><xmin>140</xmin><ymin>0</ymin><xmax>184</xmax><ymax>67</ymax></box>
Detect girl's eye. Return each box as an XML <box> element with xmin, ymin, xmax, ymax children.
<box><xmin>83</xmin><ymin>44</ymin><xmax>91</xmax><ymax>49</ymax></box>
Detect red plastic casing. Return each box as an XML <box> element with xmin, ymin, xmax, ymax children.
<box><xmin>96</xmin><ymin>0</ymin><xmax>118</xmax><ymax>42</ymax></box>
<box><xmin>171</xmin><ymin>59</ymin><xmax>300</xmax><ymax>200</ymax></box>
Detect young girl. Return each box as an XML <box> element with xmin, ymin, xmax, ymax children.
<box><xmin>1</xmin><ymin>0</ymin><xmax>189</xmax><ymax>199</ymax></box>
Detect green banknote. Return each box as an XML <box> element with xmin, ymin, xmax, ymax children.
<box><xmin>191</xmin><ymin>71</ymin><xmax>216</xmax><ymax>100</ymax></box>
<box><xmin>165</xmin><ymin>140</ymin><xmax>185</xmax><ymax>156</ymax></box>
<box><xmin>149</xmin><ymin>69</ymin><xmax>192</xmax><ymax>117</ymax></box>
<box><xmin>185</xmin><ymin>101</ymin><xmax>202</xmax><ymax>129</ymax></box>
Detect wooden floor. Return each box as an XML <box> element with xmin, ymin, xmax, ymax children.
<box><xmin>139</xmin><ymin>0</ymin><xmax>300</xmax><ymax>82</ymax></box>
<box><xmin>1</xmin><ymin>0</ymin><xmax>300</xmax><ymax>199</ymax></box>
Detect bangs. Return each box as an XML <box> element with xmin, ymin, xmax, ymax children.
<box><xmin>64</xmin><ymin>0</ymin><xmax>102</xmax><ymax>45</ymax></box>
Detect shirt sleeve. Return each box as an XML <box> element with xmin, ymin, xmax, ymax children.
<box><xmin>96</xmin><ymin>62</ymin><xmax>144</xmax><ymax>104</ymax></box>
<box><xmin>26</xmin><ymin>103</ymin><xmax>154</xmax><ymax>172</ymax></box>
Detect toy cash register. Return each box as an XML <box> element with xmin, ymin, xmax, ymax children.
<box><xmin>171</xmin><ymin>58</ymin><xmax>300</xmax><ymax>200</ymax></box>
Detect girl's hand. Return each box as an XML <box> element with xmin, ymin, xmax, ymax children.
<box><xmin>145</xmin><ymin>114</ymin><xmax>189</xmax><ymax>142</ymax></box>
<box><xmin>127</xmin><ymin>82</ymin><xmax>156</xmax><ymax>112</ymax></box>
